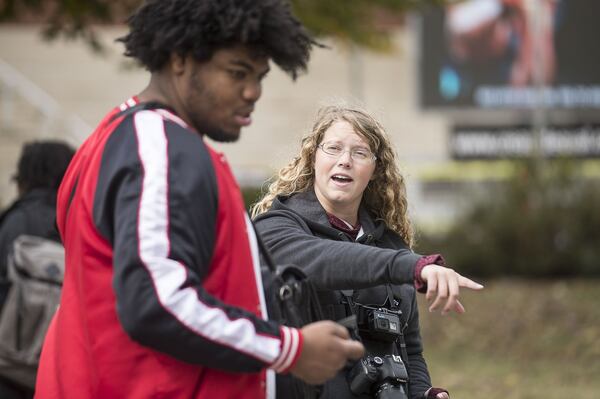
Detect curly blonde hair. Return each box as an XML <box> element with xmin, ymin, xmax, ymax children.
<box><xmin>251</xmin><ymin>104</ymin><xmax>414</xmax><ymax>247</ymax></box>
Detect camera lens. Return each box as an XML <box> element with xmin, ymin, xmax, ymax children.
<box><xmin>375</xmin><ymin>382</ymin><xmax>408</xmax><ymax>399</ymax></box>
<box><xmin>378</xmin><ymin>318</ymin><xmax>389</xmax><ymax>329</ymax></box>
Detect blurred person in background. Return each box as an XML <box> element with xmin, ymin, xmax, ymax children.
<box><xmin>252</xmin><ymin>104</ymin><xmax>484</xmax><ymax>399</ymax></box>
<box><xmin>34</xmin><ymin>1</ymin><xmax>364</xmax><ymax>398</ymax></box>
<box><xmin>0</xmin><ymin>140</ymin><xmax>74</xmax><ymax>399</ymax></box>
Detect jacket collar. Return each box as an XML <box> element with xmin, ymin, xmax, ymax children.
<box><xmin>0</xmin><ymin>188</ymin><xmax>55</xmax><ymax>225</ymax></box>
<box><xmin>271</xmin><ymin>189</ymin><xmax>386</xmax><ymax>240</ymax></box>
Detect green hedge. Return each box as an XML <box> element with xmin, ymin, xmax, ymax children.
<box><xmin>415</xmin><ymin>161</ymin><xmax>600</xmax><ymax>278</ymax></box>
<box><xmin>241</xmin><ymin>186</ymin><xmax>264</xmax><ymax>211</ymax></box>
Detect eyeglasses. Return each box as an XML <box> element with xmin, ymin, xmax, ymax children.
<box><xmin>317</xmin><ymin>142</ymin><xmax>377</xmax><ymax>163</ymax></box>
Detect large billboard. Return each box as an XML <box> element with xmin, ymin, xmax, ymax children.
<box><xmin>420</xmin><ymin>0</ymin><xmax>600</xmax><ymax>109</ymax></box>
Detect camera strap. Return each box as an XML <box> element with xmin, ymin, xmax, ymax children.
<box><xmin>385</xmin><ymin>285</ymin><xmax>399</xmax><ymax>311</ymax></box>
<box><xmin>339</xmin><ymin>290</ymin><xmax>362</xmax><ymax>341</ymax></box>
<box><xmin>251</xmin><ymin>220</ymin><xmax>277</xmax><ymax>274</ymax></box>
<box><xmin>384</xmin><ymin>285</ymin><xmax>410</xmax><ymax>369</ymax></box>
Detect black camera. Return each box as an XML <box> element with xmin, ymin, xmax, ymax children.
<box><xmin>347</xmin><ymin>354</ymin><xmax>408</xmax><ymax>399</ymax></box>
<box><xmin>356</xmin><ymin>305</ymin><xmax>403</xmax><ymax>342</ymax></box>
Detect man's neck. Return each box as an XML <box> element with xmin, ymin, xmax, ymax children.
<box><xmin>137</xmin><ymin>77</ymin><xmax>171</xmax><ymax>107</ymax></box>
<box><xmin>137</xmin><ymin>74</ymin><xmax>190</xmax><ymax>125</ymax></box>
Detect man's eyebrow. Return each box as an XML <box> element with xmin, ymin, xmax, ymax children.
<box><xmin>230</xmin><ymin>59</ymin><xmax>270</xmax><ymax>75</ymax></box>
<box><xmin>230</xmin><ymin>60</ymin><xmax>254</xmax><ymax>70</ymax></box>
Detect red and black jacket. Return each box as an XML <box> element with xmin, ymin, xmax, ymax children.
<box><xmin>36</xmin><ymin>98</ymin><xmax>301</xmax><ymax>399</ymax></box>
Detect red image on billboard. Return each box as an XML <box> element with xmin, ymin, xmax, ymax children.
<box><xmin>420</xmin><ymin>0</ymin><xmax>600</xmax><ymax>109</ymax></box>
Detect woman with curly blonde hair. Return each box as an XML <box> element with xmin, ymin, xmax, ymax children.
<box><xmin>252</xmin><ymin>105</ymin><xmax>414</xmax><ymax>245</ymax></box>
<box><xmin>253</xmin><ymin>104</ymin><xmax>482</xmax><ymax>399</ymax></box>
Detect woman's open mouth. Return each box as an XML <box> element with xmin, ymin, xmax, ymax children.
<box><xmin>331</xmin><ymin>174</ymin><xmax>353</xmax><ymax>185</ymax></box>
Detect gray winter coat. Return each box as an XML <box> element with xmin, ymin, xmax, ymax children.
<box><xmin>254</xmin><ymin>190</ymin><xmax>433</xmax><ymax>399</ymax></box>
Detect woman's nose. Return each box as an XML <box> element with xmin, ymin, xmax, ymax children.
<box><xmin>337</xmin><ymin>150</ymin><xmax>352</xmax><ymax>166</ymax></box>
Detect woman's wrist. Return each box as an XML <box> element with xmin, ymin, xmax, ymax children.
<box><xmin>425</xmin><ymin>387</ymin><xmax>449</xmax><ymax>398</ymax></box>
<box><xmin>414</xmin><ymin>254</ymin><xmax>446</xmax><ymax>293</ymax></box>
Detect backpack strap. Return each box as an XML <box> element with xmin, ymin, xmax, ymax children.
<box><xmin>250</xmin><ymin>217</ymin><xmax>277</xmax><ymax>274</ymax></box>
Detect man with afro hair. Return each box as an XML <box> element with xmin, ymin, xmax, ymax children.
<box><xmin>35</xmin><ymin>1</ymin><xmax>364</xmax><ymax>398</ymax></box>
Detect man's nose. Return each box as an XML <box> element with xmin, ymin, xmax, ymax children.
<box><xmin>243</xmin><ymin>81</ymin><xmax>262</xmax><ymax>102</ymax></box>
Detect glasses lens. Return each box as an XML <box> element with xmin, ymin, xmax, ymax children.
<box><xmin>351</xmin><ymin>148</ymin><xmax>372</xmax><ymax>161</ymax></box>
<box><xmin>319</xmin><ymin>143</ymin><xmax>374</xmax><ymax>163</ymax></box>
<box><xmin>323</xmin><ymin>143</ymin><xmax>342</xmax><ymax>156</ymax></box>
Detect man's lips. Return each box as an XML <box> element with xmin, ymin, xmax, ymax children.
<box><xmin>234</xmin><ymin>108</ymin><xmax>254</xmax><ymax>127</ymax></box>
<box><xmin>234</xmin><ymin>114</ymin><xmax>252</xmax><ymax>127</ymax></box>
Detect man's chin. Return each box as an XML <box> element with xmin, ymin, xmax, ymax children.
<box><xmin>204</xmin><ymin>128</ymin><xmax>241</xmax><ymax>143</ymax></box>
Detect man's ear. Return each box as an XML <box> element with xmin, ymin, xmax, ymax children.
<box><xmin>169</xmin><ymin>53</ymin><xmax>187</xmax><ymax>76</ymax></box>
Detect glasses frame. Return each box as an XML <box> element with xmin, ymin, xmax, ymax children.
<box><xmin>317</xmin><ymin>142</ymin><xmax>377</xmax><ymax>163</ymax></box>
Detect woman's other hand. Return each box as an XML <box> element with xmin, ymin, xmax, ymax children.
<box><xmin>425</xmin><ymin>387</ymin><xmax>450</xmax><ymax>398</ymax></box>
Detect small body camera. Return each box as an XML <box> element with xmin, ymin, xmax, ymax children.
<box><xmin>357</xmin><ymin>306</ymin><xmax>403</xmax><ymax>342</ymax></box>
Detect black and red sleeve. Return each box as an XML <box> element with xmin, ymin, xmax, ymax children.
<box><xmin>92</xmin><ymin>110</ymin><xmax>301</xmax><ymax>373</ymax></box>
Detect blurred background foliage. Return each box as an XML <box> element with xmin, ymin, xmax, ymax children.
<box><xmin>419</xmin><ymin>278</ymin><xmax>600</xmax><ymax>399</ymax></box>
<box><xmin>415</xmin><ymin>161</ymin><xmax>600</xmax><ymax>278</ymax></box>
<box><xmin>0</xmin><ymin>0</ymin><xmax>447</xmax><ymax>52</ymax></box>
